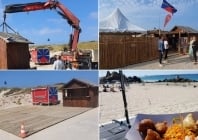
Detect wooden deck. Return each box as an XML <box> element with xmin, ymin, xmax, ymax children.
<box><xmin>0</xmin><ymin>105</ymin><xmax>90</xmax><ymax>138</ymax></box>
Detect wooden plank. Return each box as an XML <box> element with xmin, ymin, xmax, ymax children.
<box><xmin>0</xmin><ymin>106</ymin><xmax>90</xmax><ymax>138</ymax></box>
<box><xmin>100</xmin><ymin>34</ymin><xmax>159</xmax><ymax>69</ymax></box>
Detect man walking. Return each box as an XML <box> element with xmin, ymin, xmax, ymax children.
<box><xmin>163</xmin><ymin>37</ymin><xmax>169</xmax><ymax>63</ymax></box>
<box><xmin>158</xmin><ymin>36</ymin><xmax>164</xmax><ymax>67</ymax></box>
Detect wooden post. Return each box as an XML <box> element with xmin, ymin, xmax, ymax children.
<box><xmin>178</xmin><ymin>31</ymin><xmax>181</xmax><ymax>54</ymax></box>
<box><xmin>62</xmin><ymin>89</ymin><xmax>65</xmax><ymax>106</ymax></box>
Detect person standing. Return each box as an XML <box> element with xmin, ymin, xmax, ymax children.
<box><xmin>181</xmin><ymin>37</ymin><xmax>188</xmax><ymax>55</ymax></box>
<box><xmin>163</xmin><ymin>37</ymin><xmax>169</xmax><ymax>63</ymax></box>
<box><xmin>158</xmin><ymin>36</ymin><xmax>164</xmax><ymax>67</ymax></box>
<box><xmin>192</xmin><ymin>36</ymin><xmax>198</xmax><ymax>64</ymax></box>
<box><xmin>189</xmin><ymin>37</ymin><xmax>195</xmax><ymax>60</ymax></box>
<box><xmin>53</xmin><ymin>55</ymin><xmax>65</xmax><ymax>70</ymax></box>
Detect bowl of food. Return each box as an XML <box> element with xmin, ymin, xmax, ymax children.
<box><xmin>125</xmin><ymin>112</ymin><xmax>198</xmax><ymax>140</ymax></box>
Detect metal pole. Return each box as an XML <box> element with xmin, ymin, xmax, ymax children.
<box><xmin>119</xmin><ymin>70</ymin><xmax>131</xmax><ymax>129</ymax></box>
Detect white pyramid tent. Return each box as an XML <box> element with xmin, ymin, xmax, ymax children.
<box><xmin>100</xmin><ymin>8</ymin><xmax>146</xmax><ymax>32</ymax></box>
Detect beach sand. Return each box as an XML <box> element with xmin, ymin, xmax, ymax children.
<box><xmin>0</xmin><ymin>89</ymin><xmax>32</xmax><ymax>109</ymax></box>
<box><xmin>0</xmin><ymin>89</ymin><xmax>63</xmax><ymax>110</ymax></box>
<box><xmin>99</xmin><ymin>82</ymin><xmax>198</xmax><ymax>124</ymax></box>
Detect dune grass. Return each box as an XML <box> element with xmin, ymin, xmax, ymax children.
<box><xmin>0</xmin><ymin>88</ymin><xmax>31</xmax><ymax>96</ymax></box>
<box><xmin>29</xmin><ymin>41</ymin><xmax>98</xmax><ymax>52</ymax></box>
<box><xmin>0</xmin><ymin>83</ymin><xmax>63</xmax><ymax>96</ymax></box>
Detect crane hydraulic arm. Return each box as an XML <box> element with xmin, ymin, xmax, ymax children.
<box><xmin>4</xmin><ymin>0</ymin><xmax>81</xmax><ymax>51</ymax></box>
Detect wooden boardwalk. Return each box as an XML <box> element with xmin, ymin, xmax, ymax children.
<box><xmin>0</xmin><ymin>105</ymin><xmax>90</xmax><ymax>138</ymax></box>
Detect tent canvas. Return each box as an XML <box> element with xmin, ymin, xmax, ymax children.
<box><xmin>100</xmin><ymin>8</ymin><xmax>146</xmax><ymax>33</ymax></box>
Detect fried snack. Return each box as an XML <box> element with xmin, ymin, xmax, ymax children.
<box><xmin>183</xmin><ymin>113</ymin><xmax>197</xmax><ymax>131</ymax></box>
<box><xmin>138</xmin><ymin>119</ymin><xmax>155</xmax><ymax>136</ymax></box>
<box><xmin>164</xmin><ymin>124</ymin><xmax>196</xmax><ymax>140</ymax></box>
<box><xmin>155</xmin><ymin>121</ymin><xmax>168</xmax><ymax>135</ymax></box>
<box><xmin>145</xmin><ymin>129</ymin><xmax>162</xmax><ymax>140</ymax></box>
<box><xmin>185</xmin><ymin>135</ymin><xmax>195</xmax><ymax>140</ymax></box>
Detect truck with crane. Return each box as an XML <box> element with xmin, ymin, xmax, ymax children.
<box><xmin>3</xmin><ymin>0</ymin><xmax>94</xmax><ymax>69</ymax></box>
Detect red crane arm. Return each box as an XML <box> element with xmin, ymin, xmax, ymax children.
<box><xmin>4</xmin><ymin>0</ymin><xmax>81</xmax><ymax>51</ymax></box>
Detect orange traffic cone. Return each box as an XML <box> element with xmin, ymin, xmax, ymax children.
<box><xmin>19</xmin><ymin>123</ymin><xmax>27</xmax><ymax>138</ymax></box>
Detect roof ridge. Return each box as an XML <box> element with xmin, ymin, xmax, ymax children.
<box><xmin>67</xmin><ymin>78</ymin><xmax>98</xmax><ymax>87</ymax></box>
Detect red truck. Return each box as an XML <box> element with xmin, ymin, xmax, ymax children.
<box><xmin>30</xmin><ymin>48</ymin><xmax>50</xmax><ymax>64</ymax></box>
<box><xmin>31</xmin><ymin>87</ymin><xmax>59</xmax><ymax>105</ymax></box>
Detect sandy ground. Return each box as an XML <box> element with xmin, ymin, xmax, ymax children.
<box><xmin>121</xmin><ymin>53</ymin><xmax>198</xmax><ymax>69</ymax></box>
<box><xmin>0</xmin><ymin>90</ymin><xmax>98</xmax><ymax>140</ymax></box>
<box><xmin>0</xmin><ymin>89</ymin><xmax>31</xmax><ymax>109</ymax></box>
<box><xmin>0</xmin><ymin>90</ymin><xmax>63</xmax><ymax>110</ymax></box>
<box><xmin>99</xmin><ymin>82</ymin><xmax>198</xmax><ymax>124</ymax></box>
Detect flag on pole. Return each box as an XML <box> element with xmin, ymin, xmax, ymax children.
<box><xmin>161</xmin><ymin>0</ymin><xmax>177</xmax><ymax>14</ymax></box>
<box><xmin>164</xmin><ymin>14</ymin><xmax>172</xmax><ymax>27</ymax></box>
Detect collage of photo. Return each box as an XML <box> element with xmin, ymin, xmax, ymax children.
<box><xmin>0</xmin><ymin>0</ymin><xmax>198</xmax><ymax>140</ymax></box>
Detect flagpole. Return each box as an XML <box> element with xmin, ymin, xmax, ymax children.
<box><xmin>159</xmin><ymin>5</ymin><xmax>164</xmax><ymax>36</ymax></box>
<box><xmin>163</xmin><ymin>15</ymin><xmax>165</xmax><ymax>36</ymax></box>
<box><xmin>163</xmin><ymin>26</ymin><xmax>165</xmax><ymax>36</ymax></box>
<box><xmin>159</xmin><ymin>8</ymin><xmax>163</xmax><ymax>36</ymax></box>
<box><xmin>158</xmin><ymin>15</ymin><xmax>160</xmax><ymax>36</ymax></box>
<box><xmin>158</xmin><ymin>10</ymin><xmax>161</xmax><ymax>36</ymax></box>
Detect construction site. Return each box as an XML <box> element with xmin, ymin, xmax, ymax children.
<box><xmin>0</xmin><ymin>0</ymin><xmax>98</xmax><ymax>70</ymax></box>
<box><xmin>0</xmin><ymin>74</ymin><xmax>99</xmax><ymax>139</ymax></box>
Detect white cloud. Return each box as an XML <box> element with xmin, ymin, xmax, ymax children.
<box><xmin>19</xmin><ymin>27</ymin><xmax>68</xmax><ymax>44</ymax></box>
<box><xmin>38</xmin><ymin>27</ymin><xmax>63</xmax><ymax>35</ymax></box>
<box><xmin>89</xmin><ymin>11</ymin><xmax>98</xmax><ymax>20</ymax></box>
<box><xmin>100</xmin><ymin>0</ymin><xmax>198</xmax><ymax>18</ymax></box>
<box><xmin>21</xmin><ymin>27</ymin><xmax>64</xmax><ymax>36</ymax></box>
<box><xmin>99</xmin><ymin>0</ymin><xmax>198</xmax><ymax>30</ymax></box>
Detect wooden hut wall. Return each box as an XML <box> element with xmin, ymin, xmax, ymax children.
<box><xmin>62</xmin><ymin>86</ymin><xmax>98</xmax><ymax>108</ymax></box>
<box><xmin>63</xmin><ymin>96</ymin><xmax>90</xmax><ymax>107</ymax></box>
<box><xmin>99</xmin><ymin>33</ymin><xmax>158</xmax><ymax>69</ymax></box>
<box><xmin>0</xmin><ymin>38</ymin><xmax>8</xmax><ymax>69</ymax></box>
<box><xmin>7</xmin><ymin>43</ymin><xmax>30</xmax><ymax>69</ymax></box>
<box><xmin>88</xmin><ymin>87</ymin><xmax>98</xmax><ymax>107</ymax></box>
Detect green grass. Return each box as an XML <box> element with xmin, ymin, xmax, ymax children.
<box><xmin>0</xmin><ymin>82</ymin><xmax>70</xmax><ymax>96</ymax></box>
<box><xmin>29</xmin><ymin>41</ymin><xmax>98</xmax><ymax>52</ymax></box>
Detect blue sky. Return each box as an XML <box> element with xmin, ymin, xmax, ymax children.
<box><xmin>99</xmin><ymin>0</ymin><xmax>198</xmax><ymax>31</ymax></box>
<box><xmin>0</xmin><ymin>0</ymin><xmax>98</xmax><ymax>45</ymax></box>
<box><xmin>99</xmin><ymin>70</ymin><xmax>198</xmax><ymax>77</ymax></box>
<box><xmin>0</xmin><ymin>70</ymin><xmax>98</xmax><ymax>88</ymax></box>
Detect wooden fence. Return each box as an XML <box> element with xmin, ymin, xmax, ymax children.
<box><xmin>99</xmin><ymin>33</ymin><xmax>159</xmax><ymax>69</ymax></box>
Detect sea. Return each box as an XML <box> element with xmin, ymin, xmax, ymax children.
<box><xmin>141</xmin><ymin>74</ymin><xmax>198</xmax><ymax>82</ymax></box>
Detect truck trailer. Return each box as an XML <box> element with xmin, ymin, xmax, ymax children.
<box><xmin>31</xmin><ymin>86</ymin><xmax>58</xmax><ymax>105</ymax></box>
